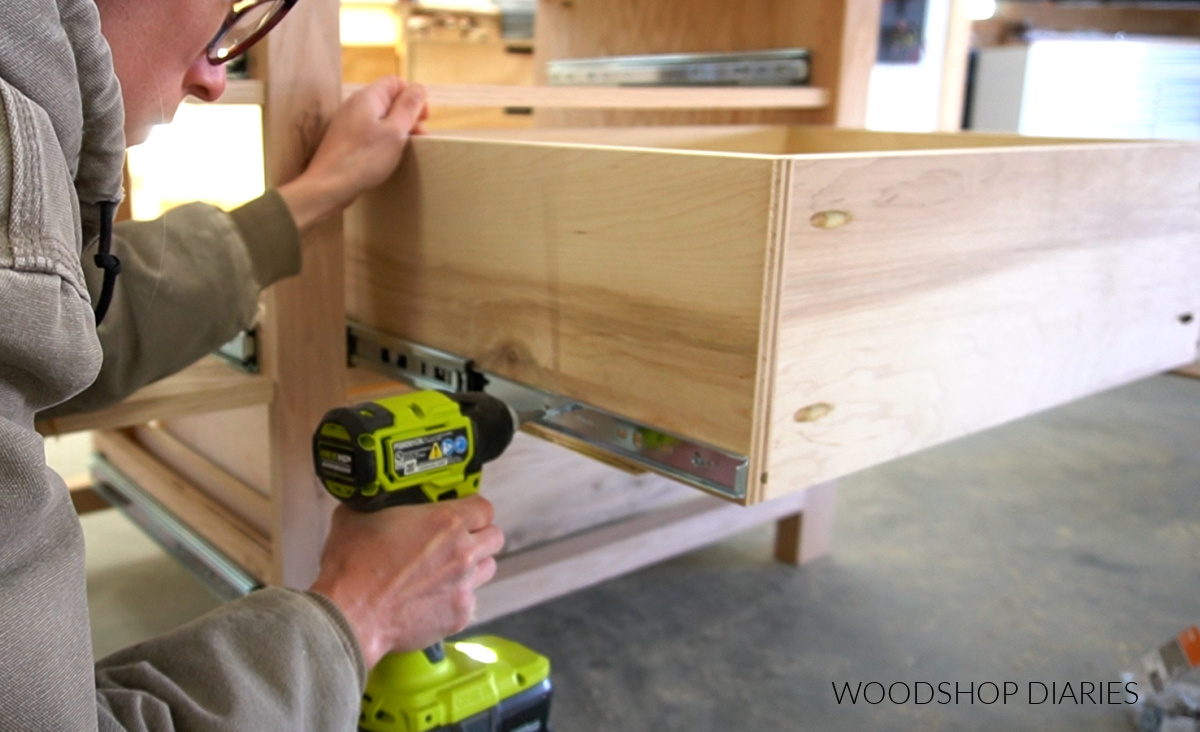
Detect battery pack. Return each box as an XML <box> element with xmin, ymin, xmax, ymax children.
<box><xmin>359</xmin><ymin>635</ymin><xmax>552</xmax><ymax>732</ymax></box>
<box><xmin>433</xmin><ymin>679</ymin><xmax>552</xmax><ymax>732</ymax></box>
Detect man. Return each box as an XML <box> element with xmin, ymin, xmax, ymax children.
<box><xmin>0</xmin><ymin>0</ymin><xmax>504</xmax><ymax>729</ymax></box>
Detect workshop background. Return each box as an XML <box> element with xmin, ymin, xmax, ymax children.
<box><xmin>50</xmin><ymin>1</ymin><xmax>1200</xmax><ymax>730</ymax></box>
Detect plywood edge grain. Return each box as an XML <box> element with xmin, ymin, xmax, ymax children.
<box><xmin>344</xmin><ymin>83</ymin><xmax>829</xmax><ymax>110</ymax></box>
<box><xmin>746</xmin><ymin>158</ymin><xmax>794</xmax><ymax>505</ymax></box>
<box><xmin>36</xmin><ymin>357</ymin><xmax>273</xmax><ymax>437</ymax></box>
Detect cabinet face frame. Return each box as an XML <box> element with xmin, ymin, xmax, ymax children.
<box><xmin>345</xmin><ymin>126</ymin><xmax>1200</xmax><ymax>505</ymax></box>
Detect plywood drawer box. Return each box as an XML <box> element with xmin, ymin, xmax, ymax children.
<box><xmin>344</xmin><ymin>126</ymin><xmax>1200</xmax><ymax>505</ymax></box>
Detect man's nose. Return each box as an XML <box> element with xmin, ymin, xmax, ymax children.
<box><xmin>184</xmin><ymin>56</ymin><xmax>227</xmax><ymax>103</ymax></box>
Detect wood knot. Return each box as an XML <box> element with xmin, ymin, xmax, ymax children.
<box><xmin>794</xmin><ymin>403</ymin><xmax>835</xmax><ymax>423</ymax></box>
<box><xmin>809</xmin><ymin>210</ymin><xmax>852</xmax><ymax>230</ymax></box>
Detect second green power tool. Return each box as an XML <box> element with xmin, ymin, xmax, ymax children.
<box><xmin>313</xmin><ymin>390</ymin><xmax>552</xmax><ymax>732</ymax></box>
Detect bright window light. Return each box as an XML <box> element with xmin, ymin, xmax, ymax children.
<box><xmin>966</xmin><ymin>0</ymin><xmax>996</xmax><ymax>21</ymax></box>
<box><xmin>126</xmin><ymin>104</ymin><xmax>264</xmax><ymax>221</ymax></box>
<box><xmin>341</xmin><ymin>6</ymin><xmax>400</xmax><ymax>46</ymax></box>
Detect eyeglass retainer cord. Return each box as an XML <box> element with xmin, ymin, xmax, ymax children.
<box><xmin>93</xmin><ymin>200</ymin><xmax>121</xmax><ymax>326</ymax></box>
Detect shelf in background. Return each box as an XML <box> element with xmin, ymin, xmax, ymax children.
<box><xmin>342</xmin><ymin>82</ymin><xmax>828</xmax><ymax>110</ymax></box>
<box><xmin>38</xmin><ymin>357</ymin><xmax>273</xmax><ymax>437</ymax></box>
<box><xmin>202</xmin><ymin>81</ymin><xmax>829</xmax><ymax>112</ymax></box>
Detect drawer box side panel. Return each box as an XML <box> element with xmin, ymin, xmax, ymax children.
<box><xmin>346</xmin><ymin>138</ymin><xmax>781</xmax><ymax>455</ymax></box>
<box><xmin>763</xmin><ymin>143</ymin><xmax>1200</xmax><ymax>497</ymax></box>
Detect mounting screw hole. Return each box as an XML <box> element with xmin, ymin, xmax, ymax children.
<box><xmin>1181</xmin><ymin>313</ymin><xmax>1195</xmax><ymax>325</ymax></box>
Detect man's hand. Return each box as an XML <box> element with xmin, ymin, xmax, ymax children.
<box><xmin>309</xmin><ymin>495</ymin><xmax>504</xmax><ymax>669</ymax></box>
<box><xmin>278</xmin><ymin>77</ymin><xmax>429</xmax><ymax>233</ymax></box>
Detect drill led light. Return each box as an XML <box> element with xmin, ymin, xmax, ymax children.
<box><xmin>454</xmin><ymin>642</ymin><xmax>500</xmax><ymax>664</ymax></box>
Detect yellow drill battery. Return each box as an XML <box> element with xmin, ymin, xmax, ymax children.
<box><xmin>359</xmin><ymin>635</ymin><xmax>552</xmax><ymax>732</ymax></box>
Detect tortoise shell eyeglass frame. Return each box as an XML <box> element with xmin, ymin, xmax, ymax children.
<box><xmin>206</xmin><ymin>0</ymin><xmax>300</xmax><ymax>65</ymax></box>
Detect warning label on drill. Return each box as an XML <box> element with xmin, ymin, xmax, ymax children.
<box><xmin>318</xmin><ymin>447</ymin><xmax>354</xmax><ymax>476</ymax></box>
<box><xmin>391</xmin><ymin>428</ymin><xmax>469</xmax><ymax>477</ymax></box>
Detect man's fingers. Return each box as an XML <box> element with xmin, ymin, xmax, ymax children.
<box><xmin>473</xmin><ymin>556</ymin><xmax>498</xmax><ymax>589</ymax></box>
<box><xmin>470</xmin><ymin>524</ymin><xmax>505</xmax><ymax>561</ymax></box>
<box><xmin>349</xmin><ymin>75</ymin><xmax>403</xmax><ymax>117</ymax></box>
<box><xmin>386</xmin><ymin>83</ymin><xmax>428</xmax><ymax>131</ymax></box>
<box><xmin>446</xmin><ymin>494</ymin><xmax>495</xmax><ymax>532</ymax></box>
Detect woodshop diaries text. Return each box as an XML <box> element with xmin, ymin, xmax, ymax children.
<box><xmin>831</xmin><ymin>681</ymin><xmax>1140</xmax><ymax>705</ymax></box>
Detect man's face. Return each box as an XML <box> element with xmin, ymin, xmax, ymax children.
<box><xmin>96</xmin><ymin>0</ymin><xmax>231</xmax><ymax>145</ymax></box>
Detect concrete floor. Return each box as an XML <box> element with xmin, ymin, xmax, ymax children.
<box><xmin>73</xmin><ymin>374</ymin><xmax>1200</xmax><ymax>731</ymax></box>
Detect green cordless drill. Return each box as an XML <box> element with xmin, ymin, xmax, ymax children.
<box><xmin>313</xmin><ymin>390</ymin><xmax>552</xmax><ymax>732</ymax></box>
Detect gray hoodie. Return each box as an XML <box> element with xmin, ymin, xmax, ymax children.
<box><xmin>1</xmin><ymin>1</ymin><xmax>364</xmax><ymax>729</ymax></box>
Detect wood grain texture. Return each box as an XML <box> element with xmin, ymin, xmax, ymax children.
<box><xmin>94</xmin><ymin>430</ymin><xmax>273</xmax><ymax>581</ymax></box>
<box><xmin>348</xmin><ymin>126</ymin><xmax>1200</xmax><ymax>506</ymax></box>
<box><xmin>975</xmin><ymin>2</ymin><xmax>1200</xmax><ymax>46</ymax></box>
<box><xmin>431</xmin><ymin>124</ymin><xmax>1070</xmax><ymax>155</ymax></box>
<box><xmin>474</xmin><ymin>488</ymin><xmax>811</xmax><ymax>624</ymax></box>
<box><xmin>133</xmin><ymin>424</ymin><xmax>273</xmax><ymax>537</ymax></box>
<box><xmin>36</xmin><ymin>357</ymin><xmax>272</xmax><ymax>437</ymax></box>
<box><xmin>761</xmin><ymin>141</ymin><xmax>1200</xmax><ymax>500</ymax></box>
<box><xmin>409</xmin><ymin>41</ymin><xmax>536</xmax><ymax>130</ymax></box>
<box><xmin>485</xmin><ymin>433</ymin><xmax>697</xmax><ymax>554</ymax></box>
<box><xmin>410</xmin><ymin>44</ymin><xmax>535</xmax><ymax>87</ymax></box>
<box><xmin>829</xmin><ymin>0</ymin><xmax>882</xmax><ymax>127</ymax></box>
<box><xmin>531</xmin><ymin>0</ymin><xmax>866</xmax><ymax>127</ymax></box>
<box><xmin>258</xmin><ymin>0</ymin><xmax>345</xmax><ymax>587</ymax></box>
<box><xmin>422</xmin><ymin>84</ymin><xmax>828</xmax><ymax>110</ymax></box>
<box><xmin>160</xmin><ymin>407</ymin><xmax>272</xmax><ymax>497</ymax></box>
<box><xmin>938</xmin><ymin>0</ymin><xmax>972</xmax><ymax>132</ymax></box>
<box><xmin>345</xmin><ymin>135</ymin><xmax>780</xmax><ymax>456</ymax></box>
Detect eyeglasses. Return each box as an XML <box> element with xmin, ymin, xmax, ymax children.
<box><xmin>207</xmin><ymin>0</ymin><xmax>300</xmax><ymax>65</ymax></box>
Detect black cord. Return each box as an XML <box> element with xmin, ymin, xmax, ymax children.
<box><xmin>92</xmin><ymin>200</ymin><xmax>120</xmax><ymax>325</ymax></box>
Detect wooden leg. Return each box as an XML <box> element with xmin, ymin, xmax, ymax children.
<box><xmin>67</xmin><ymin>474</ymin><xmax>112</xmax><ymax>515</ymax></box>
<box><xmin>773</xmin><ymin>480</ymin><xmax>837</xmax><ymax>565</ymax></box>
<box><xmin>1174</xmin><ymin>360</ymin><xmax>1200</xmax><ymax>379</ymax></box>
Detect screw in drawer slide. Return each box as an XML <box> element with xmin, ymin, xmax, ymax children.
<box><xmin>347</xmin><ymin>322</ymin><xmax>750</xmax><ymax>500</ymax></box>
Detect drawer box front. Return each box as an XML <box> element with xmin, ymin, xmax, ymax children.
<box><xmin>345</xmin><ymin>127</ymin><xmax>1200</xmax><ymax>504</ymax></box>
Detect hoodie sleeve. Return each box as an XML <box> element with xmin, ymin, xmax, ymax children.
<box><xmin>40</xmin><ymin>190</ymin><xmax>302</xmax><ymax>418</ymax></box>
<box><xmin>94</xmin><ymin>588</ymin><xmax>367</xmax><ymax>732</ymax></box>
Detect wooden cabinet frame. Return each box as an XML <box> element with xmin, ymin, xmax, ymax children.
<box><xmin>56</xmin><ymin>0</ymin><xmax>870</xmax><ymax>613</ymax></box>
